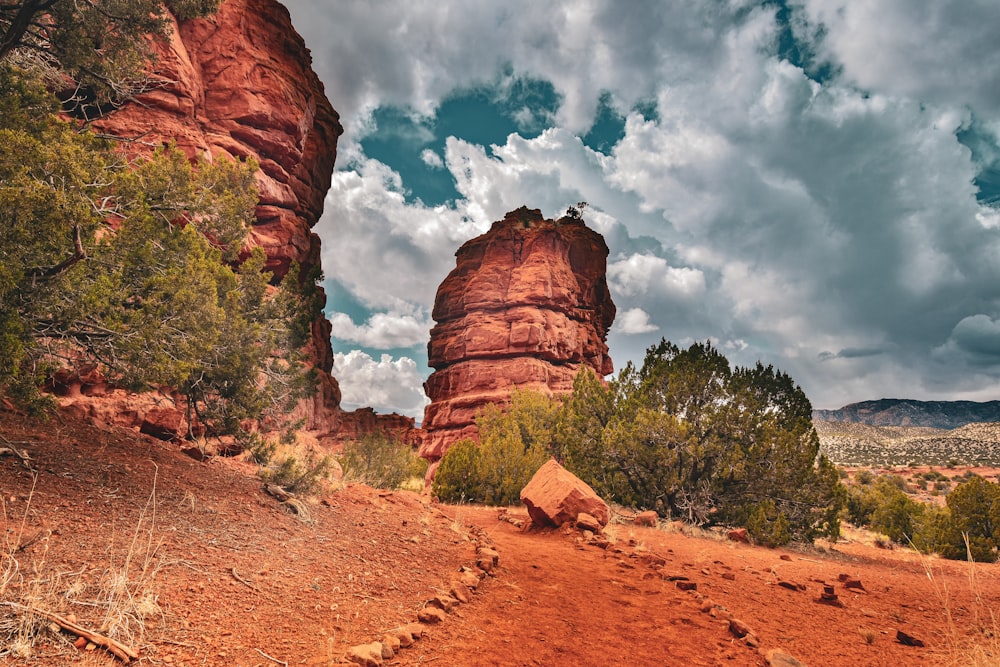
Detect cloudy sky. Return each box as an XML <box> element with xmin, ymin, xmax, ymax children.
<box><xmin>281</xmin><ymin>0</ymin><xmax>1000</xmax><ymax>420</ymax></box>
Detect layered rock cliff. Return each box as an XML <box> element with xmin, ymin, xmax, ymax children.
<box><xmin>420</xmin><ymin>207</ymin><xmax>616</xmax><ymax>464</ymax></box>
<box><xmin>65</xmin><ymin>0</ymin><xmax>364</xmax><ymax>437</ymax></box>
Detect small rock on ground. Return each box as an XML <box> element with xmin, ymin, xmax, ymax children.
<box><xmin>765</xmin><ymin>648</ymin><xmax>807</xmax><ymax>667</ymax></box>
<box><xmin>418</xmin><ymin>606</ymin><xmax>448</xmax><ymax>623</ymax></box>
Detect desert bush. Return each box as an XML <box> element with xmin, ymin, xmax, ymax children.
<box><xmin>339</xmin><ymin>432</ymin><xmax>421</xmax><ymax>490</ymax></box>
<box><xmin>433</xmin><ymin>390</ymin><xmax>554</xmax><ymax>505</ymax></box>
<box><xmin>554</xmin><ymin>341</ymin><xmax>844</xmax><ymax>544</ymax></box>
<box><xmin>870</xmin><ymin>488</ymin><xmax>925</xmax><ymax>543</ymax></box>
<box><xmin>434</xmin><ymin>341</ymin><xmax>844</xmax><ymax>544</ymax></box>
<box><xmin>261</xmin><ymin>446</ymin><xmax>333</xmax><ymax>496</ymax></box>
<box><xmin>743</xmin><ymin>500</ymin><xmax>792</xmax><ymax>547</ymax></box>
<box><xmin>911</xmin><ymin>505</ymin><xmax>953</xmax><ymax>554</ymax></box>
<box><xmin>936</xmin><ymin>476</ymin><xmax>1000</xmax><ymax>562</ymax></box>
<box><xmin>433</xmin><ymin>439</ymin><xmax>483</xmax><ymax>503</ymax></box>
<box><xmin>846</xmin><ymin>475</ymin><xmax>926</xmax><ymax>543</ymax></box>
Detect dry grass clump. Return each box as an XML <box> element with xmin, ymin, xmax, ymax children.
<box><xmin>924</xmin><ymin>536</ymin><xmax>1000</xmax><ymax>666</ymax></box>
<box><xmin>258</xmin><ymin>431</ymin><xmax>337</xmax><ymax>497</ymax></box>
<box><xmin>0</xmin><ymin>473</ymin><xmax>163</xmax><ymax>661</ymax></box>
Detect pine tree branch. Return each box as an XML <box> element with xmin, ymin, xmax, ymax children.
<box><xmin>26</xmin><ymin>223</ymin><xmax>86</xmax><ymax>281</ymax></box>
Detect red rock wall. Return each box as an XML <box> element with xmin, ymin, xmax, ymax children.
<box><xmin>85</xmin><ymin>0</ymin><xmax>348</xmax><ymax>433</ymax></box>
<box><xmin>419</xmin><ymin>207</ymin><xmax>616</xmax><ymax>463</ymax></box>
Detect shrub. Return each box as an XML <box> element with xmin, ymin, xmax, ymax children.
<box><xmin>743</xmin><ymin>500</ymin><xmax>792</xmax><ymax>547</ymax></box>
<box><xmin>433</xmin><ymin>391</ymin><xmax>554</xmax><ymax>505</ymax></box>
<box><xmin>433</xmin><ymin>439</ymin><xmax>483</xmax><ymax>503</ymax></box>
<box><xmin>855</xmin><ymin>469</ymin><xmax>875</xmax><ymax>485</ymax></box>
<box><xmin>911</xmin><ymin>505</ymin><xmax>953</xmax><ymax>554</ymax></box>
<box><xmin>555</xmin><ymin>341</ymin><xmax>844</xmax><ymax>542</ymax></box>
<box><xmin>261</xmin><ymin>448</ymin><xmax>333</xmax><ymax>496</ymax></box>
<box><xmin>339</xmin><ymin>432</ymin><xmax>420</xmax><ymax>490</ymax></box>
<box><xmin>939</xmin><ymin>476</ymin><xmax>1000</xmax><ymax>562</ymax></box>
<box><xmin>870</xmin><ymin>489</ymin><xmax>924</xmax><ymax>543</ymax></box>
<box><xmin>846</xmin><ymin>475</ymin><xmax>926</xmax><ymax>544</ymax></box>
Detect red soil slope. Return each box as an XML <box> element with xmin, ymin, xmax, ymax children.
<box><xmin>2</xmin><ymin>410</ymin><xmax>997</xmax><ymax>666</ymax></box>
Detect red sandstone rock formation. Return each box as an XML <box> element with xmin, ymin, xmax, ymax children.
<box><xmin>78</xmin><ymin>0</ymin><xmax>345</xmax><ymax>435</ymax></box>
<box><xmin>420</xmin><ymin>207</ymin><xmax>616</xmax><ymax>465</ymax></box>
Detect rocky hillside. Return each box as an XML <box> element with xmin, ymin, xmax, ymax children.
<box><xmin>815</xmin><ymin>419</ymin><xmax>1000</xmax><ymax>466</ymax></box>
<box><xmin>813</xmin><ymin>398</ymin><xmax>1000</xmax><ymax>429</ymax></box>
<box><xmin>62</xmin><ymin>0</ymin><xmax>415</xmax><ymax>444</ymax></box>
<box><xmin>82</xmin><ymin>0</ymin><xmax>342</xmax><ymax>435</ymax></box>
<box><xmin>420</xmin><ymin>207</ymin><xmax>616</xmax><ymax>468</ymax></box>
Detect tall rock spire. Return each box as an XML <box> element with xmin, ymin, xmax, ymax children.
<box><xmin>420</xmin><ymin>207</ymin><xmax>616</xmax><ymax>469</ymax></box>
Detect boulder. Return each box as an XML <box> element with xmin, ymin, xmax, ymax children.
<box><xmin>417</xmin><ymin>607</ymin><xmax>447</xmax><ymax>624</ymax></box>
<box><xmin>520</xmin><ymin>459</ymin><xmax>610</xmax><ymax>528</ymax></box>
<box><xmin>346</xmin><ymin>642</ymin><xmax>383</xmax><ymax>666</ymax></box>
<box><xmin>728</xmin><ymin>618</ymin><xmax>754</xmax><ymax>639</ymax></box>
<box><xmin>140</xmin><ymin>407</ymin><xmax>185</xmax><ymax>441</ymax></box>
<box><xmin>727</xmin><ymin>528</ymin><xmax>749</xmax><ymax>543</ymax></box>
<box><xmin>576</xmin><ymin>512</ymin><xmax>603</xmax><ymax>533</ymax></box>
<box><xmin>896</xmin><ymin>629</ymin><xmax>925</xmax><ymax>647</ymax></box>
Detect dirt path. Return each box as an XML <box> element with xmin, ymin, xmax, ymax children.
<box><xmin>400</xmin><ymin>506</ymin><xmax>999</xmax><ymax>667</ymax></box>
<box><xmin>397</xmin><ymin>508</ymin><xmax>752</xmax><ymax>666</ymax></box>
<box><xmin>3</xmin><ymin>410</ymin><xmax>998</xmax><ymax>667</ymax></box>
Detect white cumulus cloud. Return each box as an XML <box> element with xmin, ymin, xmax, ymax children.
<box><xmin>283</xmin><ymin>0</ymin><xmax>1000</xmax><ymax>413</ymax></box>
<box><xmin>420</xmin><ymin>148</ymin><xmax>444</xmax><ymax>169</ymax></box>
<box><xmin>616</xmin><ymin>308</ymin><xmax>658</xmax><ymax>335</ymax></box>
<box><xmin>333</xmin><ymin>351</ymin><xmax>430</xmax><ymax>419</ymax></box>
<box><xmin>328</xmin><ymin>312</ymin><xmax>430</xmax><ymax>349</ymax></box>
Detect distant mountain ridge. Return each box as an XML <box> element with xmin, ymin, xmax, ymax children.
<box><xmin>813</xmin><ymin>399</ymin><xmax>1000</xmax><ymax>429</ymax></box>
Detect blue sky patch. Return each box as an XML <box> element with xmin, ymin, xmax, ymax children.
<box><xmin>582</xmin><ymin>92</ymin><xmax>626</xmax><ymax>155</ymax></box>
<box><xmin>358</xmin><ymin>71</ymin><xmax>561</xmax><ymax>207</ymax></box>
<box><xmin>765</xmin><ymin>0</ymin><xmax>837</xmax><ymax>85</ymax></box>
<box><xmin>956</xmin><ymin>119</ymin><xmax>1000</xmax><ymax>206</ymax></box>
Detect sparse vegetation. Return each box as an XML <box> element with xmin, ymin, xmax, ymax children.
<box><xmin>436</xmin><ymin>340</ymin><xmax>845</xmax><ymax>545</ymax></box>
<box><xmin>845</xmin><ymin>472</ymin><xmax>1000</xmax><ymax>562</ymax></box>
<box><xmin>0</xmin><ymin>474</ymin><xmax>163</xmax><ymax>660</ymax></box>
<box><xmin>815</xmin><ymin>421</ymin><xmax>1000</xmax><ymax>468</ymax></box>
<box><xmin>259</xmin><ymin>433</ymin><xmax>335</xmax><ymax>496</ymax></box>
<box><xmin>434</xmin><ymin>390</ymin><xmax>554</xmax><ymax>505</ymax></box>
<box><xmin>339</xmin><ymin>432</ymin><xmax>425</xmax><ymax>490</ymax></box>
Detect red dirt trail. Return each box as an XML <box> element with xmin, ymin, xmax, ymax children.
<box><xmin>2</xmin><ymin>410</ymin><xmax>998</xmax><ymax>666</ymax></box>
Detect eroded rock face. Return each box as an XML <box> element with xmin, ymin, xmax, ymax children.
<box><xmin>419</xmin><ymin>207</ymin><xmax>615</xmax><ymax>462</ymax></box>
<box><xmin>82</xmin><ymin>0</ymin><xmax>347</xmax><ymax>434</ymax></box>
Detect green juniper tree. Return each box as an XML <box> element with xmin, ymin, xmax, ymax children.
<box><xmin>1</xmin><ymin>0</ymin><xmax>220</xmax><ymax>118</ymax></box>
<box><xmin>433</xmin><ymin>340</ymin><xmax>844</xmax><ymax>544</ymax></box>
<box><xmin>0</xmin><ymin>2</ymin><xmax>318</xmax><ymax>445</ymax></box>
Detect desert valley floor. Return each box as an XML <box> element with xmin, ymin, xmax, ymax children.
<box><xmin>1</xmin><ymin>410</ymin><xmax>998</xmax><ymax>666</ymax></box>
